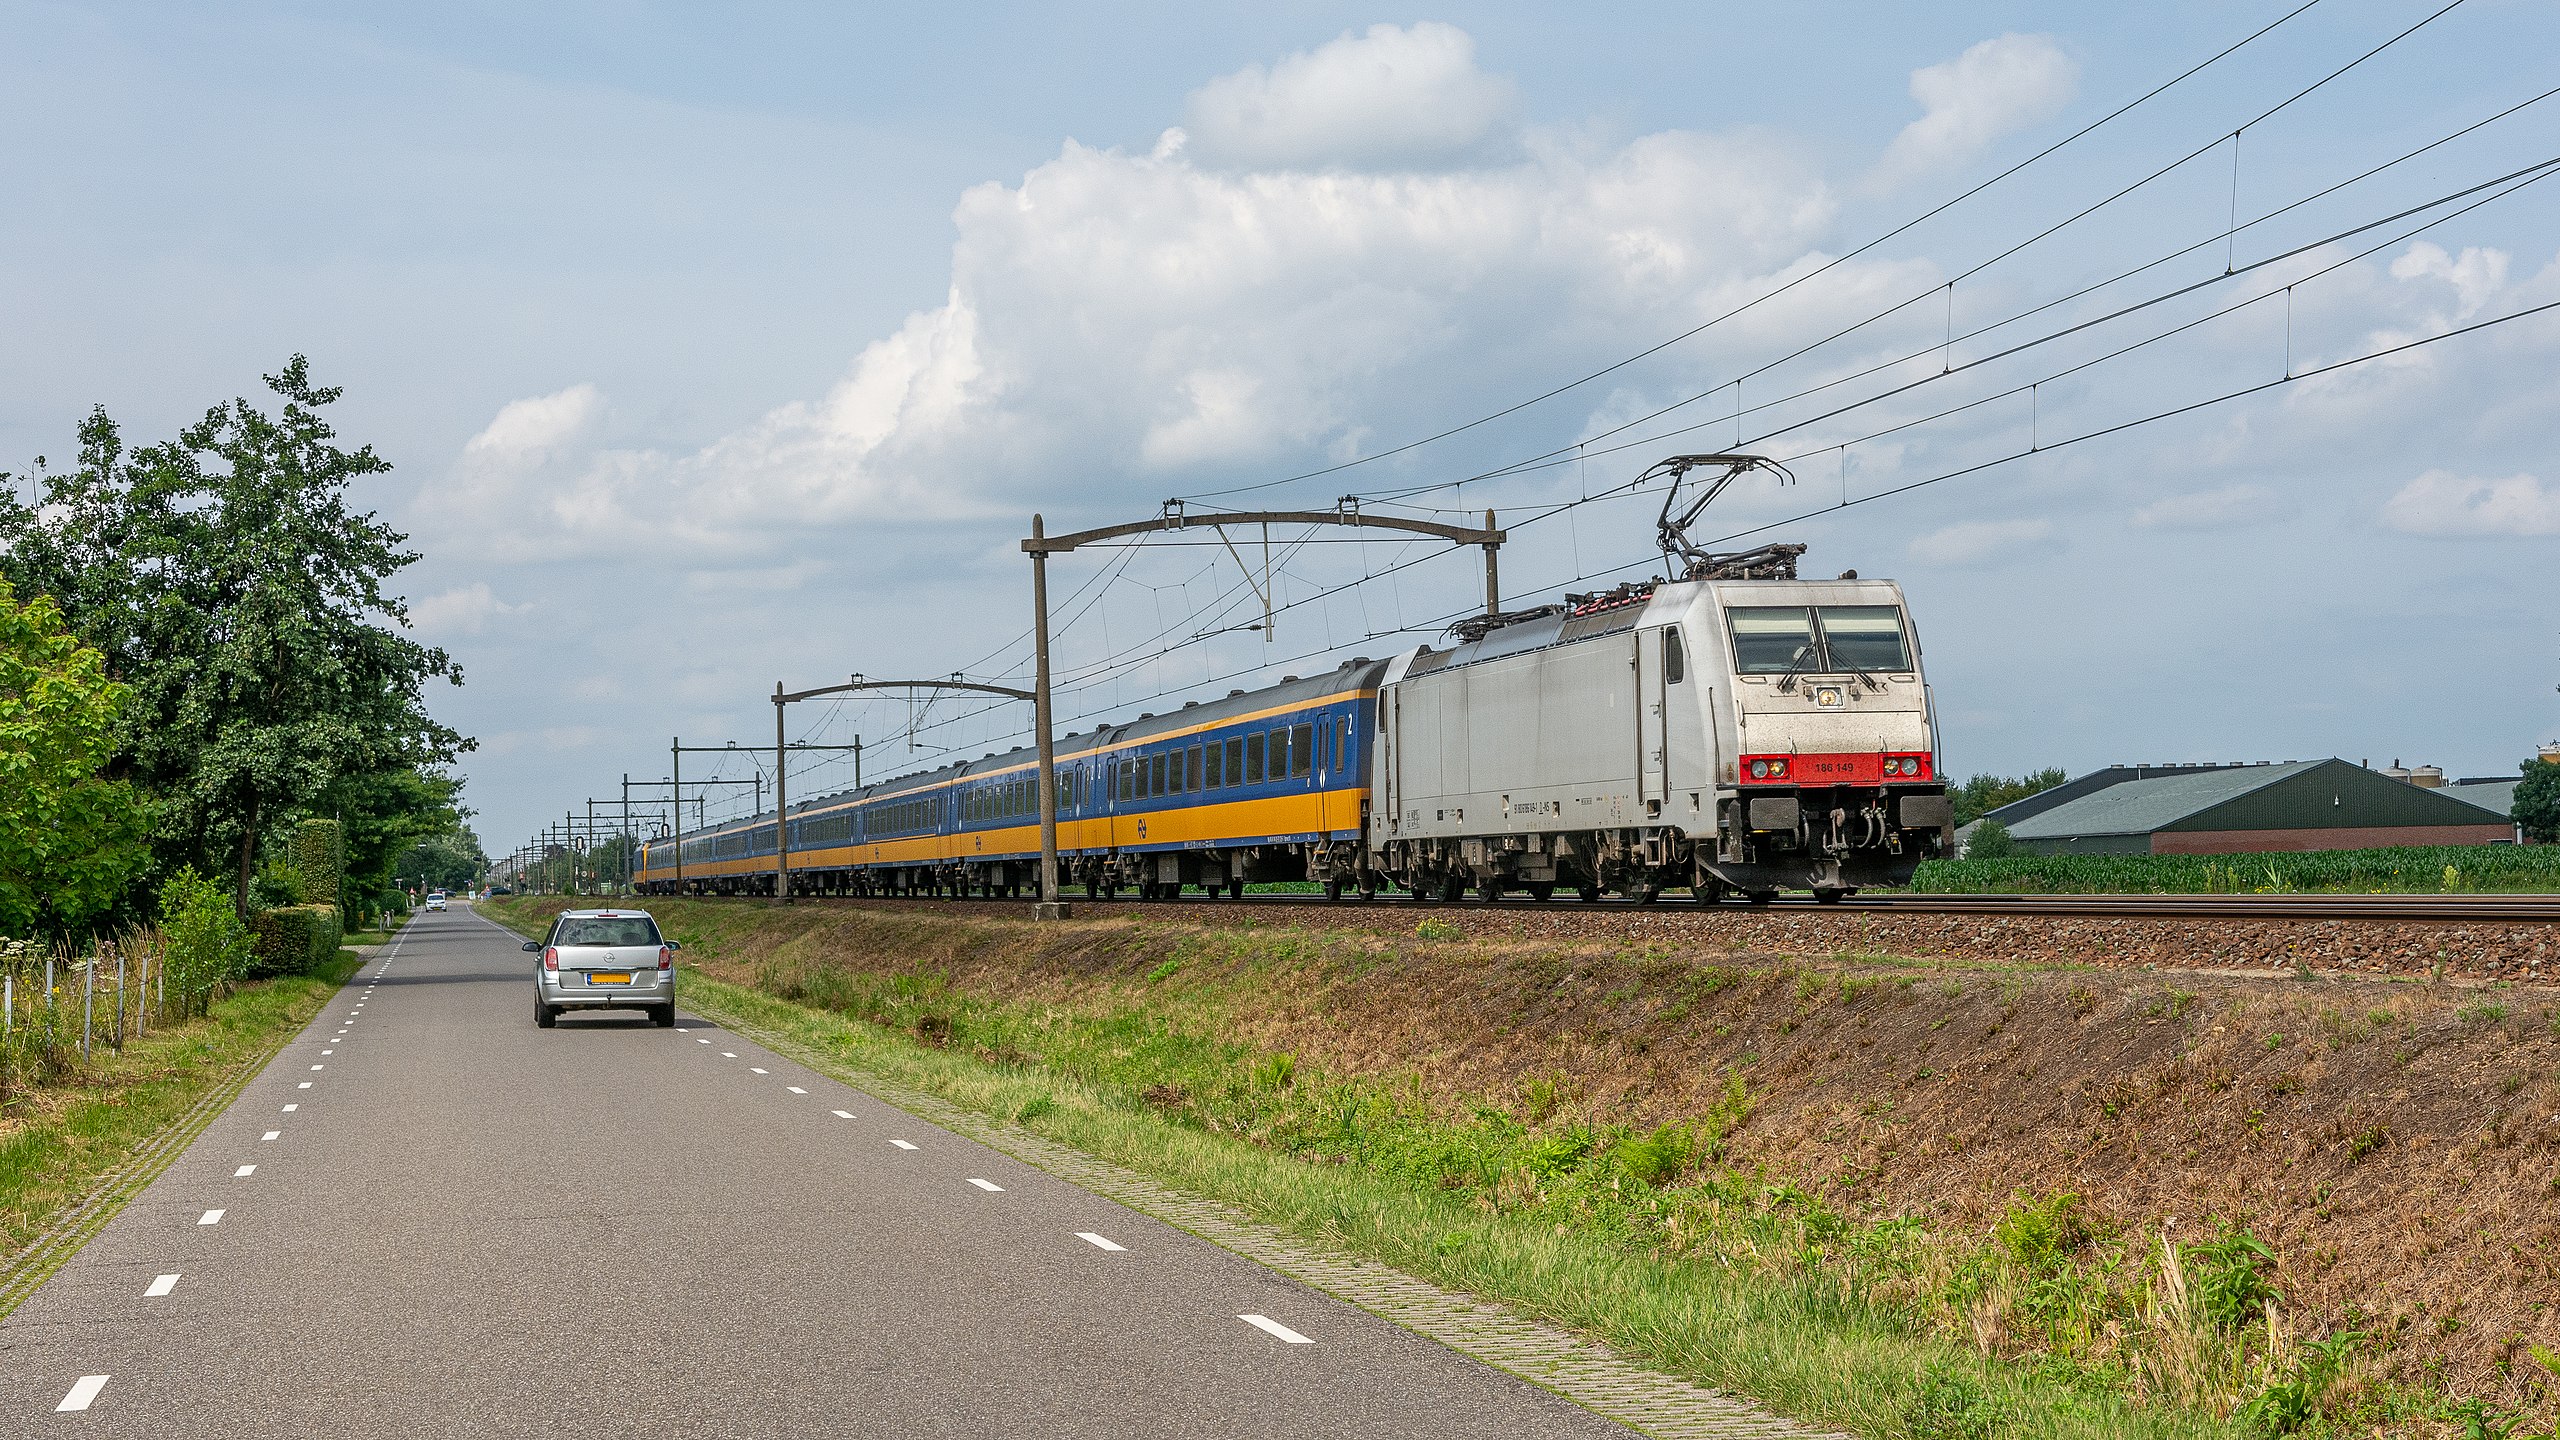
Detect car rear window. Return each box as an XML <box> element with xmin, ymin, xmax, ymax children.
<box><xmin>554</xmin><ymin>917</ymin><xmax>661</xmax><ymax>947</ymax></box>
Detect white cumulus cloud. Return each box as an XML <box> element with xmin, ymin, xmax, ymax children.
<box><xmin>1182</xmin><ymin>22</ymin><xmax>1517</xmax><ymax>171</ymax></box>
<box><xmin>1876</xmin><ymin>34</ymin><xmax>2077</xmax><ymax>181</ymax></box>
<box><xmin>1908</xmin><ymin>517</ymin><xmax>2054</xmax><ymax>567</ymax></box>
<box><xmin>2381</xmin><ymin>469</ymin><xmax>2560</xmax><ymax>536</ymax></box>
<box><xmin>2132</xmin><ymin>484</ymin><xmax>2289</xmax><ymax>531</ymax></box>
<box><xmin>414</xmin><ymin>29</ymin><xmax>1868</xmax><ymax>562</ymax></box>
<box><xmin>2388</xmin><ymin>241</ymin><xmax>2510</xmax><ymax>321</ymax></box>
<box><xmin>407</xmin><ymin>582</ymin><xmax>529</xmax><ymax>636</ymax></box>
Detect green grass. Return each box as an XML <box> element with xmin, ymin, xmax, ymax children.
<box><xmin>1912</xmin><ymin>843</ymin><xmax>2560</xmax><ymax>895</ymax></box>
<box><xmin>0</xmin><ymin>954</ymin><xmax>358</xmax><ymax>1258</ymax></box>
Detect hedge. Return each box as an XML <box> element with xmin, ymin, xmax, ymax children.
<box><xmin>249</xmin><ymin>904</ymin><xmax>343</xmax><ymax>976</ymax></box>
<box><xmin>294</xmin><ymin>819</ymin><xmax>345</xmax><ymax>911</ymax></box>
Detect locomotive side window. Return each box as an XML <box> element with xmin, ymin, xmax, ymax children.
<box><xmin>1247</xmin><ymin>732</ymin><xmax>1266</xmax><ymax>784</ymax></box>
<box><xmin>1291</xmin><ymin>723</ymin><xmax>1314</xmax><ymax>779</ymax></box>
<box><xmin>1664</xmin><ymin>628</ymin><xmax>1687</xmax><ymax>684</ymax></box>
<box><xmin>1816</xmin><ymin>606</ymin><xmax>1911</xmax><ymax>671</ymax></box>
<box><xmin>1727</xmin><ymin>607</ymin><xmax>1817</xmax><ymax>673</ymax></box>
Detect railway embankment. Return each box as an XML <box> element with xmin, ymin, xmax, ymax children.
<box><xmin>496</xmin><ymin>895</ymin><xmax>2560</xmax><ymax>1434</ymax></box>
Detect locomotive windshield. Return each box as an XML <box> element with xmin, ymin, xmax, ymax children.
<box><xmin>1727</xmin><ymin>605</ymin><xmax>1911</xmax><ymax>673</ymax></box>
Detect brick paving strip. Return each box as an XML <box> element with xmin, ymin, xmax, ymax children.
<box><xmin>696</xmin><ymin>991</ymin><xmax>1851</xmax><ymax>1440</ymax></box>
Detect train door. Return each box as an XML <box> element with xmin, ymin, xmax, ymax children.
<box><xmin>1660</xmin><ymin>626</ymin><xmax>1709</xmax><ymax>819</ymax></box>
<box><xmin>1636</xmin><ymin>628</ymin><xmax>1667</xmax><ymax>816</ymax></box>
<box><xmin>1381</xmin><ymin>692</ymin><xmax>1400</xmax><ymax>833</ymax></box>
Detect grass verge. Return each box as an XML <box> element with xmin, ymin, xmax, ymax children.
<box><xmin>0</xmin><ymin>953</ymin><xmax>358</xmax><ymax>1306</ymax></box>
<box><xmin>485</xmin><ymin>901</ymin><xmax>2223</xmax><ymax>1440</ymax></box>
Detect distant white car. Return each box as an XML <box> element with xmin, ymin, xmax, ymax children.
<box><xmin>426</xmin><ymin>895</ymin><xmax>447</xmax><ymax>911</ymax></box>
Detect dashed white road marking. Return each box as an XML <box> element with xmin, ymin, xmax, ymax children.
<box><xmin>296</xmin><ymin>1082</ymin><xmax>311</xmax><ymax>1090</ymax></box>
<box><xmin>890</xmin><ymin>1140</ymin><xmax>918</xmax><ymax>1151</ymax></box>
<box><xmin>56</xmin><ymin>1375</ymin><xmax>109</xmax><ymax>1412</ymax></box>
<box><xmin>320</xmin><ymin>1049</ymin><xmax>333</xmax><ymax>1055</ymax></box>
<box><xmin>1239</xmin><ymin>1314</ymin><xmax>1313</xmax><ymax>1344</ymax></box>
<box><xmin>261</xmin><ymin>1131</ymin><xmax>280</xmax><ymax>1141</ymax></box>
<box><xmin>721</xmin><ymin>1052</ymin><xmax>737</xmax><ymax>1059</ymax></box>
<box><xmin>696</xmin><ymin>1039</ymin><xmax>710</xmax><ymax>1045</ymax></box>
<box><xmin>281</xmin><ymin>1104</ymin><xmax>298</xmax><ymax>1113</ymax></box>
<box><xmin>233</xmin><ymin>1165</ymin><xmax>255</xmax><ymax>1178</ymax></box>
<box><xmin>197</xmin><ymin>1209</ymin><xmax>225</xmax><ymax>1226</ymax></box>
<box><xmin>1077</xmin><ymin>1232</ymin><xmax>1126</xmax><ymax>1251</ymax></box>
<box><xmin>832</xmin><ymin>1110</ymin><xmax>853</xmax><ymax>1119</ymax></box>
<box><xmin>966</xmin><ymin>1178</ymin><xmax>1004</xmax><ymax>1192</ymax></box>
<box><xmin>786</xmin><ymin>1086</ymin><xmax>807</xmax><ymax>1094</ymax></box>
<box><xmin>145</xmin><ymin>1273</ymin><xmax>180</xmax><ymax>1297</ymax></box>
<box><xmin>750</xmin><ymin>1068</ymin><xmax>769</xmax><ymax>1075</ymax></box>
<box><xmin>309</xmin><ymin>1065</ymin><xmax>323</xmax><ymax>1071</ymax></box>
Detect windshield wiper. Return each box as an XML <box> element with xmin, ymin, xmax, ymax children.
<box><xmin>1776</xmin><ymin>642</ymin><xmax>1825</xmax><ymax>693</ymax></box>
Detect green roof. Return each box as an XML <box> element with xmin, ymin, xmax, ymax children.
<box><xmin>2007</xmin><ymin>762</ymin><xmax>2321</xmax><ymax>839</ymax></box>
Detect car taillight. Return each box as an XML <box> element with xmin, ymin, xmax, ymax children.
<box><xmin>542</xmin><ymin>946</ymin><xmax>559</xmax><ymax>971</ymax></box>
<box><xmin>657</xmin><ymin>945</ymin><xmax>673</xmax><ymax>972</ymax></box>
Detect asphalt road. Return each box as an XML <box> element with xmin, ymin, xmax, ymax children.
<box><xmin>1</xmin><ymin>905</ymin><xmax>1639</xmax><ymax>1438</ymax></box>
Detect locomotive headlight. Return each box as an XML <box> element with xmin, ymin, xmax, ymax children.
<box><xmin>1749</xmin><ymin>760</ymin><xmax>1767</xmax><ymax>779</ymax></box>
<box><xmin>1770</xmin><ymin>759</ymin><xmax>1788</xmax><ymax>778</ymax></box>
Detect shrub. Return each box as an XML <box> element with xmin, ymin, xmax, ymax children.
<box><xmin>158</xmin><ymin>866</ymin><xmax>251</xmax><ymax>1017</ymax></box>
<box><xmin>248</xmin><ymin>904</ymin><xmax>342</xmax><ymax>977</ymax></box>
<box><xmin>1964</xmin><ymin>819</ymin><xmax>2016</xmax><ymax>859</ymax></box>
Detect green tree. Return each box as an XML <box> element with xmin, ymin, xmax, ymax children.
<box><xmin>1952</xmin><ymin>767</ymin><xmax>2070</xmax><ymax>827</ymax></box>
<box><xmin>2516</xmin><ymin>759</ymin><xmax>2560</xmax><ymax>844</ymax></box>
<box><xmin>0</xmin><ymin>578</ymin><xmax>151</xmax><ymax>937</ymax></box>
<box><xmin>0</xmin><ymin>359</ymin><xmax>470</xmax><ymax>914</ymax></box>
<box><xmin>328</xmin><ymin>765</ymin><xmax>469</xmax><ymax>902</ymax></box>
<box><xmin>1964</xmin><ymin>818</ymin><xmax>2017</xmax><ymax>859</ymax></box>
<box><xmin>396</xmin><ymin>826</ymin><xmax>488</xmax><ymax>893</ymax></box>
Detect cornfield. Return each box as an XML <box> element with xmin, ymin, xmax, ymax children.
<box><xmin>1911</xmin><ymin>843</ymin><xmax>2560</xmax><ymax>895</ymax></box>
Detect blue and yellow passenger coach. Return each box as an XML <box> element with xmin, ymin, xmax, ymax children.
<box><xmin>635</xmin><ymin>661</ymin><xmax>1387</xmax><ymax>901</ymax></box>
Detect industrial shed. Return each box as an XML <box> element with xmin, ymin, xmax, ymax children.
<box><xmin>1993</xmin><ymin>759</ymin><xmax>2518</xmax><ymax>856</ymax></box>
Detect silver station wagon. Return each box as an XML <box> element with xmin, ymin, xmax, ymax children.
<box><xmin>526</xmin><ymin>909</ymin><xmax>679</xmax><ymax>1028</ymax></box>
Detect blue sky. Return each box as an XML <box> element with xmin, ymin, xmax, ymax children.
<box><xmin>4</xmin><ymin>1</ymin><xmax>2556</xmax><ymax>852</ymax></box>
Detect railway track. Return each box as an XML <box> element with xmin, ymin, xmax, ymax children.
<box><xmin>781</xmin><ymin>889</ymin><xmax>2560</xmax><ymax>924</ymax></box>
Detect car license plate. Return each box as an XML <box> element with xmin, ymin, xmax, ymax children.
<box><xmin>588</xmin><ymin>972</ymin><xmax>632</xmax><ymax>985</ymax></box>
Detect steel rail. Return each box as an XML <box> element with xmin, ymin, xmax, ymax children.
<box><xmin>752</xmin><ymin>890</ymin><xmax>2560</xmax><ymax>924</ymax></box>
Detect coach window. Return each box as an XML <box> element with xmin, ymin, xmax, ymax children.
<box><xmin>1337</xmin><ymin>716</ymin><xmax>1351</xmax><ymax>768</ymax></box>
<box><xmin>1119</xmin><ymin>760</ymin><xmax>1133</xmax><ymax>802</ymax></box>
<box><xmin>1205</xmin><ymin>739</ymin><xmax>1224</xmax><ymax>788</ymax></box>
<box><xmin>1291</xmin><ymin>723</ymin><xmax>1314</xmax><ymax>778</ymax></box>
<box><xmin>1246</xmin><ymin>731</ymin><xmax>1265</xmax><ymax>784</ymax></box>
<box><xmin>1187</xmin><ymin>744</ymin><xmax>1203</xmax><ymax>791</ymax></box>
<box><xmin>1663</xmin><ymin>628</ymin><xmax>1686</xmax><ymax>684</ymax></box>
<box><xmin>1224</xmin><ymin>737</ymin><xmax>1244</xmax><ymax>786</ymax></box>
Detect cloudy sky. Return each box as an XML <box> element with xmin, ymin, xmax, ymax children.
<box><xmin>4</xmin><ymin>1</ymin><xmax>2556</xmax><ymax>852</ymax></box>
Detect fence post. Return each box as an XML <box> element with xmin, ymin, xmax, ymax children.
<box><xmin>115</xmin><ymin>948</ymin><xmax>126</xmax><ymax>1051</ymax></box>
<box><xmin>82</xmin><ymin>956</ymin><xmax>94</xmax><ymax>1060</ymax></box>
